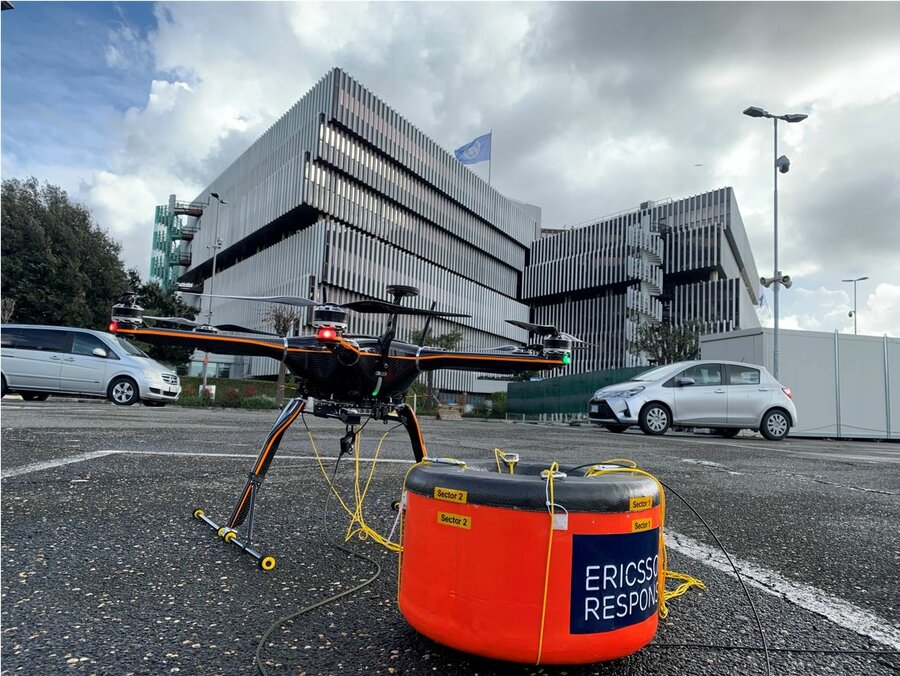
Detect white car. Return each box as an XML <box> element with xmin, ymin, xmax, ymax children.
<box><xmin>1</xmin><ymin>324</ymin><xmax>181</xmax><ymax>406</ymax></box>
<box><xmin>588</xmin><ymin>360</ymin><xmax>797</xmax><ymax>441</ymax></box>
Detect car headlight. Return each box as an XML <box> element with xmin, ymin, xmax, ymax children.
<box><xmin>142</xmin><ymin>369</ymin><xmax>163</xmax><ymax>381</ymax></box>
<box><xmin>604</xmin><ymin>386</ymin><xmax>645</xmax><ymax>398</ymax></box>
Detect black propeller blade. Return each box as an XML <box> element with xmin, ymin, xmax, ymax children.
<box><xmin>506</xmin><ymin>320</ymin><xmax>559</xmax><ymax>336</ymax></box>
<box><xmin>143</xmin><ymin>315</ymin><xmax>277</xmax><ymax>336</ymax></box>
<box><xmin>343</xmin><ymin>299</ymin><xmax>468</xmax><ymax>317</ymax></box>
<box><xmin>506</xmin><ymin>320</ymin><xmax>596</xmax><ymax>347</ymax></box>
<box><xmin>185</xmin><ymin>293</ymin><xmax>469</xmax><ymax>318</ymax></box>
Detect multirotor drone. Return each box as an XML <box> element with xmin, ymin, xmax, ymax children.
<box><xmin>110</xmin><ymin>284</ymin><xmax>580</xmax><ymax>568</ymax></box>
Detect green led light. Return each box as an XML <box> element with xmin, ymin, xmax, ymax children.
<box><xmin>562</xmin><ymin>353</ymin><xmax>571</xmax><ymax>365</ymax></box>
<box><xmin>372</xmin><ymin>390</ymin><xmax>379</xmax><ymax>397</ymax></box>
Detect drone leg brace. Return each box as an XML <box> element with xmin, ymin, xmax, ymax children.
<box><xmin>395</xmin><ymin>404</ymin><xmax>427</xmax><ymax>462</ymax></box>
<box><xmin>192</xmin><ymin>397</ymin><xmax>306</xmax><ymax>571</ymax></box>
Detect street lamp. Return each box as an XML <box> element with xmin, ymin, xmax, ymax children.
<box><xmin>201</xmin><ymin>192</ymin><xmax>228</xmax><ymax>394</ymax></box>
<box><xmin>743</xmin><ymin>105</ymin><xmax>808</xmax><ymax>379</ymax></box>
<box><xmin>842</xmin><ymin>276</ymin><xmax>868</xmax><ymax>335</ymax></box>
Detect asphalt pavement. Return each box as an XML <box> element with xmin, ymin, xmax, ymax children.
<box><xmin>1</xmin><ymin>398</ymin><xmax>898</xmax><ymax>675</ymax></box>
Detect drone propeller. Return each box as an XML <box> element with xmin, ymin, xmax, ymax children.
<box><xmin>506</xmin><ymin>320</ymin><xmax>596</xmax><ymax>348</ymax></box>
<box><xmin>184</xmin><ymin>293</ymin><xmax>469</xmax><ymax>318</ymax></box>
<box><xmin>143</xmin><ymin>315</ymin><xmax>277</xmax><ymax>336</ymax></box>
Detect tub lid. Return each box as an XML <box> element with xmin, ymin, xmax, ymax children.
<box><xmin>406</xmin><ymin>460</ymin><xmax>661</xmax><ymax>513</ymax></box>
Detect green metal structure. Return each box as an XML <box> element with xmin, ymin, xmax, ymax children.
<box><xmin>507</xmin><ymin>366</ymin><xmax>648</xmax><ymax>418</ymax></box>
<box><xmin>149</xmin><ymin>197</ymin><xmax>204</xmax><ymax>291</ymax></box>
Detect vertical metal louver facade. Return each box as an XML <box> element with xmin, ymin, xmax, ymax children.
<box><xmin>167</xmin><ymin>68</ymin><xmax>539</xmax><ymax>393</ymax></box>
<box><xmin>524</xmin><ymin>187</ymin><xmax>760</xmax><ymax>373</ymax></box>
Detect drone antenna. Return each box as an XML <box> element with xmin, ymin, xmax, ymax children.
<box><xmin>418</xmin><ymin>301</ymin><xmax>438</xmax><ymax>347</ymax></box>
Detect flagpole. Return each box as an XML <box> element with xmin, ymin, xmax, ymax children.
<box><xmin>488</xmin><ymin>129</ymin><xmax>493</xmax><ymax>187</ymax></box>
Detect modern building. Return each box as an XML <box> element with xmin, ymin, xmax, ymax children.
<box><xmin>149</xmin><ymin>67</ymin><xmax>540</xmax><ymax>394</ymax></box>
<box><xmin>523</xmin><ymin>188</ymin><xmax>761</xmax><ymax>372</ymax></box>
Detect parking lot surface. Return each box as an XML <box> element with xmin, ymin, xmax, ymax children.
<box><xmin>2</xmin><ymin>399</ymin><xmax>899</xmax><ymax>675</ymax></box>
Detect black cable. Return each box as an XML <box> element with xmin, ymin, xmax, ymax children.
<box><xmin>659</xmin><ymin>479</ymin><xmax>772</xmax><ymax>676</ymax></box>
<box><xmin>254</xmin><ymin>420</ymin><xmax>383</xmax><ymax>676</ymax></box>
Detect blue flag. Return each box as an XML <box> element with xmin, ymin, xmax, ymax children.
<box><xmin>454</xmin><ymin>132</ymin><xmax>492</xmax><ymax>165</ymax></box>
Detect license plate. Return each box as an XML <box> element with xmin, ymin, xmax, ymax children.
<box><xmin>590</xmin><ymin>404</ymin><xmax>599</xmax><ymax>413</ymax></box>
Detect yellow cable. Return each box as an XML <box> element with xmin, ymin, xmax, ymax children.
<box><xmin>306</xmin><ymin>426</ymin><xmax>402</xmax><ymax>552</ymax></box>
<box><xmin>535</xmin><ymin>461</ymin><xmax>559</xmax><ymax>665</ymax></box>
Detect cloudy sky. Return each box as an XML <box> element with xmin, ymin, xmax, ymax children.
<box><xmin>2</xmin><ymin>2</ymin><xmax>899</xmax><ymax>336</ymax></box>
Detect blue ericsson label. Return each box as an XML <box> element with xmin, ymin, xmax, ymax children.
<box><xmin>570</xmin><ymin>529</ymin><xmax>660</xmax><ymax>634</ymax></box>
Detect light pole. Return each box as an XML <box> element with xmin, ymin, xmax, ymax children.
<box><xmin>842</xmin><ymin>276</ymin><xmax>868</xmax><ymax>335</ymax></box>
<box><xmin>201</xmin><ymin>192</ymin><xmax>227</xmax><ymax>394</ymax></box>
<box><xmin>743</xmin><ymin>106</ymin><xmax>808</xmax><ymax>379</ymax></box>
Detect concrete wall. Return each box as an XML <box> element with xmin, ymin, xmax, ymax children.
<box><xmin>701</xmin><ymin>327</ymin><xmax>898</xmax><ymax>439</ymax></box>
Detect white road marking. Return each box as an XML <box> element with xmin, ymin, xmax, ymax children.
<box><xmin>112</xmin><ymin>449</ymin><xmax>416</xmax><ymax>465</ymax></box>
<box><xmin>1</xmin><ymin>451</ymin><xmax>119</xmax><ymax>479</ymax></box>
<box><xmin>666</xmin><ymin>530</ymin><xmax>900</xmax><ymax>650</ymax></box>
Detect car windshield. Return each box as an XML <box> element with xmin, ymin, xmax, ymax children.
<box><xmin>115</xmin><ymin>336</ymin><xmax>150</xmax><ymax>358</ymax></box>
<box><xmin>630</xmin><ymin>363</ymin><xmax>687</xmax><ymax>382</ymax></box>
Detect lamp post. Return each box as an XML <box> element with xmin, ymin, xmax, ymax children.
<box><xmin>842</xmin><ymin>276</ymin><xmax>868</xmax><ymax>335</ymax></box>
<box><xmin>201</xmin><ymin>192</ymin><xmax>228</xmax><ymax>394</ymax></box>
<box><xmin>743</xmin><ymin>106</ymin><xmax>808</xmax><ymax>379</ymax></box>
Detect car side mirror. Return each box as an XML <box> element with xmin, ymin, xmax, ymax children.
<box><xmin>675</xmin><ymin>377</ymin><xmax>695</xmax><ymax>386</ymax></box>
<box><xmin>92</xmin><ymin>347</ymin><xmax>108</xmax><ymax>358</ymax></box>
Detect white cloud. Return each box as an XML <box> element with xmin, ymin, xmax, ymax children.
<box><xmin>7</xmin><ymin>1</ymin><xmax>900</xmax><ymax>321</ymax></box>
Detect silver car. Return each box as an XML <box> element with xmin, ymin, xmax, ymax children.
<box><xmin>1</xmin><ymin>324</ymin><xmax>181</xmax><ymax>406</ymax></box>
<box><xmin>588</xmin><ymin>360</ymin><xmax>797</xmax><ymax>441</ymax></box>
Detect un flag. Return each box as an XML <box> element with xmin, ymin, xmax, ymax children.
<box><xmin>454</xmin><ymin>132</ymin><xmax>492</xmax><ymax>165</ymax></box>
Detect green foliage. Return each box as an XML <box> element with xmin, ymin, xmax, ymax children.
<box><xmin>1</xmin><ymin>177</ymin><xmax>130</xmax><ymax>329</ymax></box>
<box><xmin>632</xmin><ymin>319</ymin><xmax>706</xmax><ymax>365</ymax></box>
<box><xmin>241</xmin><ymin>395</ymin><xmax>279</xmax><ymax>410</ymax></box>
<box><xmin>129</xmin><ymin>276</ymin><xmax>198</xmax><ymax>368</ymax></box>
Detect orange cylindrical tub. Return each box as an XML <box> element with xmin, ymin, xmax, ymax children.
<box><xmin>399</xmin><ymin>460</ymin><xmax>662</xmax><ymax>665</ymax></box>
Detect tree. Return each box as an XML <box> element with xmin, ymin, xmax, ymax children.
<box><xmin>1</xmin><ymin>177</ymin><xmax>129</xmax><ymax>329</ymax></box>
<box><xmin>263</xmin><ymin>304</ymin><xmax>300</xmax><ymax>404</ymax></box>
<box><xmin>129</xmin><ymin>274</ymin><xmax>199</xmax><ymax>369</ymax></box>
<box><xmin>632</xmin><ymin>319</ymin><xmax>707</xmax><ymax>365</ymax></box>
<box><xmin>408</xmin><ymin>328</ymin><xmax>464</xmax><ymax>407</ymax></box>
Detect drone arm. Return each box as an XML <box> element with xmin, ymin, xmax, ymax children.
<box><xmin>414</xmin><ymin>349</ymin><xmax>565</xmax><ymax>376</ymax></box>
<box><xmin>114</xmin><ymin>326</ymin><xmax>286</xmax><ymax>359</ymax></box>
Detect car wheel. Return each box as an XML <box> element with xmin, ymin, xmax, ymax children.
<box><xmin>760</xmin><ymin>409</ymin><xmax>790</xmax><ymax>441</ymax></box>
<box><xmin>603</xmin><ymin>424</ymin><xmax>629</xmax><ymax>433</ymax></box>
<box><xmin>21</xmin><ymin>392</ymin><xmax>50</xmax><ymax>401</ymax></box>
<box><xmin>715</xmin><ymin>428</ymin><xmax>740</xmax><ymax>438</ymax></box>
<box><xmin>639</xmin><ymin>403</ymin><xmax>670</xmax><ymax>436</ymax></box>
<box><xmin>108</xmin><ymin>377</ymin><xmax>140</xmax><ymax>406</ymax></box>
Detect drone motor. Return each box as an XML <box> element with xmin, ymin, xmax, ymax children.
<box><xmin>110</xmin><ymin>293</ymin><xmax>144</xmax><ymax>329</ymax></box>
<box><xmin>312</xmin><ymin>305</ymin><xmax>349</xmax><ymax>332</ymax></box>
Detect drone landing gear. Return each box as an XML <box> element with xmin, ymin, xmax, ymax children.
<box><xmin>192</xmin><ymin>397</ymin><xmax>306</xmax><ymax>571</ymax></box>
<box><xmin>191</xmin><ymin>397</ymin><xmax>427</xmax><ymax>571</ymax></box>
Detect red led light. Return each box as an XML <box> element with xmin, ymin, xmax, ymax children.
<box><xmin>109</xmin><ymin>321</ymin><xmax>118</xmax><ymax>333</ymax></box>
<box><xmin>316</xmin><ymin>327</ymin><xmax>338</xmax><ymax>341</ymax></box>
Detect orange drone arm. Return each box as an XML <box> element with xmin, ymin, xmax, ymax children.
<box><xmin>113</xmin><ymin>325</ymin><xmax>285</xmax><ymax>358</ymax></box>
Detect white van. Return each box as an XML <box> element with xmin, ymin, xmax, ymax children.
<box><xmin>1</xmin><ymin>324</ymin><xmax>181</xmax><ymax>406</ymax></box>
